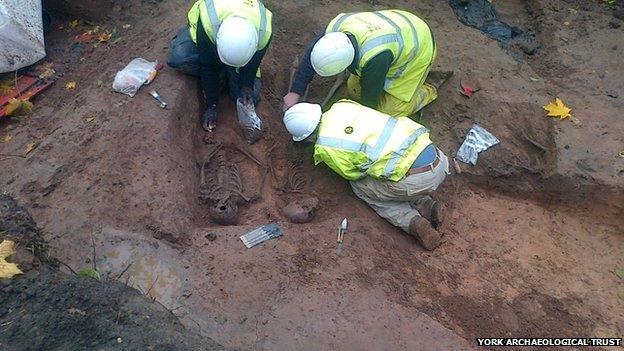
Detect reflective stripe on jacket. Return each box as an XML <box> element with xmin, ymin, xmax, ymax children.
<box><xmin>313</xmin><ymin>100</ymin><xmax>433</xmax><ymax>182</ymax></box>
<box><xmin>326</xmin><ymin>10</ymin><xmax>435</xmax><ymax>102</ymax></box>
<box><xmin>187</xmin><ymin>0</ymin><xmax>272</xmax><ymax>50</ymax></box>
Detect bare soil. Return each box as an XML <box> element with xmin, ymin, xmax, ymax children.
<box><xmin>1</xmin><ymin>0</ymin><xmax>623</xmax><ymax>350</ymax></box>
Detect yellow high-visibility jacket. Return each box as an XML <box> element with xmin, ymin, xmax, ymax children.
<box><xmin>326</xmin><ymin>10</ymin><xmax>435</xmax><ymax>102</ymax></box>
<box><xmin>314</xmin><ymin>100</ymin><xmax>433</xmax><ymax>182</ymax></box>
<box><xmin>187</xmin><ymin>0</ymin><xmax>272</xmax><ymax>50</ymax></box>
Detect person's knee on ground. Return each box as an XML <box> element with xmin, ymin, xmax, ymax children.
<box><xmin>346</xmin><ymin>74</ymin><xmax>438</xmax><ymax>117</ymax></box>
<box><xmin>167</xmin><ymin>27</ymin><xmax>201</xmax><ymax>76</ymax></box>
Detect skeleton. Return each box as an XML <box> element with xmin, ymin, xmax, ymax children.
<box><xmin>198</xmin><ymin>145</ymin><xmax>248</xmax><ymax>225</ymax></box>
<box><xmin>283</xmin><ymin>159</ymin><xmax>310</xmax><ymax>193</ymax></box>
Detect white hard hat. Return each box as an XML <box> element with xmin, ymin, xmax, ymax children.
<box><xmin>311</xmin><ymin>32</ymin><xmax>355</xmax><ymax>77</ymax></box>
<box><xmin>283</xmin><ymin>103</ymin><xmax>322</xmax><ymax>142</ymax></box>
<box><xmin>216</xmin><ymin>16</ymin><xmax>259</xmax><ymax>67</ymax></box>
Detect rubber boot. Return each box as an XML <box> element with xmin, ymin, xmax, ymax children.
<box><xmin>409</xmin><ymin>216</ymin><xmax>442</xmax><ymax>251</ymax></box>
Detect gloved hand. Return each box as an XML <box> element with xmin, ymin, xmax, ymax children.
<box><xmin>201</xmin><ymin>104</ymin><xmax>217</xmax><ymax>132</ymax></box>
<box><xmin>240</xmin><ymin>87</ymin><xmax>255</xmax><ymax>106</ymax></box>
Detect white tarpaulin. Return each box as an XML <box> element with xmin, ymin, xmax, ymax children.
<box><xmin>0</xmin><ymin>0</ymin><xmax>46</xmax><ymax>73</ymax></box>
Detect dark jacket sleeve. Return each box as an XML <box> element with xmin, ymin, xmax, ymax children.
<box><xmin>290</xmin><ymin>32</ymin><xmax>324</xmax><ymax>95</ymax></box>
<box><xmin>359</xmin><ymin>50</ymin><xmax>393</xmax><ymax>109</ymax></box>
<box><xmin>238</xmin><ymin>35</ymin><xmax>272</xmax><ymax>91</ymax></box>
<box><xmin>196</xmin><ymin>17</ymin><xmax>221</xmax><ymax>106</ymax></box>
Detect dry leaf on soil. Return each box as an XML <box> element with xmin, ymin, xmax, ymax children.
<box><xmin>1</xmin><ymin>135</ymin><xmax>13</xmax><ymax>143</ymax></box>
<box><xmin>65</xmin><ymin>81</ymin><xmax>77</xmax><ymax>90</ymax></box>
<box><xmin>543</xmin><ymin>98</ymin><xmax>572</xmax><ymax>119</ymax></box>
<box><xmin>98</xmin><ymin>32</ymin><xmax>112</xmax><ymax>43</ymax></box>
<box><xmin>0</xmin><ymin>240</ymin><xmax>23</xmax><ymax>279</ymax></box>
<box><xmin>35</xmin><ymin>62</ymin><xmax>56</xmax><ymax>79</ymax></box>
<box><xmin>69</xmin><ymin>19</ymin><xmax>79</xmax><ymax>28</ymax></box>
<box><xmin>24</xmin><ymin>141</ymin><xmax>39</xmax><ymax>155</ymax></box>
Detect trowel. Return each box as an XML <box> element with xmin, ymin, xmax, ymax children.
<box><xmin>336</xmin><ymin>218</ymin><xmax>348</xmax><ymax>255</ymax></box>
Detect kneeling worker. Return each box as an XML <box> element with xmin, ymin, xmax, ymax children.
<box><xmin>283</xmin><ymin>100</ymin><xmax>449</xmax><ymax>250</ymax></box>
<box><xmin>168</xmin><ymin>0</ymin><xmax>273</xmax><ymax>131</ymax></box>
<box><xmin>283</xmin><ymin>10</ymin><xmax>437</xmax><ymax>118</ymax></box>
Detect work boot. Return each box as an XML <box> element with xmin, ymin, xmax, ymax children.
<box><xmin>201</xmin><ymin>105</ymin><xmax>217</xmax><ymax>132</ymax></box>
<box><xmin>426</xmin><ymin>70</ymin><xmax>454</xmax><ymax>89</ymax></box>
<box><xmin>412</xmin><ymin>198</ymin><xmax>441</xmax><ymax>229</ymax></box>
<box><xmin>409</xmin><ymin>216</ymin><xmax>442</xmax><ymax>251</ymax></box>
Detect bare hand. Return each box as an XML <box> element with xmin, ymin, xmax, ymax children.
<box><xmin>282</xmin><ymin>92</ymin><xmax>301</xmax><ymax>112</ymax></box>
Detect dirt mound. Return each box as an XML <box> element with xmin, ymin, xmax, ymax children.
<box><xmin>0</xmin><ymin>194</ymin><xmax>49</xmax><ymax>263</ymax></box>
<box><xmin>0</xmin><ymin>195</ymin><xmax>229</xmax><ymax>351</ymax></box>
<box><xmin>1</xmin><ymin>268</ymin><xmax>229</xmax><ymax>351</ymax></box>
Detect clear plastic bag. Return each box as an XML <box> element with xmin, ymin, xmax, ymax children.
<box><xmin>236</xmin><ymin>98</ymin><xmax>263</xmax><ymax>144</ymax></box>
<box><xmin>112</xmin><ymin>58</ymin><xmax>157</xmax><ymax>97</ymax></box>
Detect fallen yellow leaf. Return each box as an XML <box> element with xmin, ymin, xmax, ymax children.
<box><xmin>36</xmin><ymin>62</ymin><xmax>56</xmax><ymax>79</ymax></box>
<box><xmin>1</xmin><ymin>135</ymin><xmax>13</xmax><ymax>143</ymax></box>
<box><xmin>65</xmin><ymin>81</ymin><xmax>77</xmax><ymax>90</ymax></box>
<box><xmin>5</xmin><ymin>98</ymin><xmax>33</xmax><ymax>116</ymax></box>
<box><xmin>69</xmin><ymin>19</ymin><xmax>79</xmax><ymax>28</ymax></box>
<box><xmin>98</xmin><ymin>32</ymin><xmax>112</xmax><ymax>43</ymax></box>
<box><xmin>544</xmin><ymin>98</ymin><xmax>572</xmax><ymax>120</ymax></box>
<box><xmin>0</xmin><ymin>240</ymin><xmax>23</xmax><ymax>279</ymax></box>
<box><xmin>24</xmin><ymin>141</ymin><xmax>39</xmax><ymax>155</ymax></box>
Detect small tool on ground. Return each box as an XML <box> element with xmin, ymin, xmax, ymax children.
<box><xmin>240</xmin><ymin>223</ymin><xmax>283</xmax><ymax>248</ymax></box>
<box><xmin>149</xmin><ymin>90</ymin><xmax>168</xmax><ymax>109</ymax></box>
<box><xmin>336</xmin><ymin>218</ymin><xmax>348</xmax><ymax>255</ymax></box>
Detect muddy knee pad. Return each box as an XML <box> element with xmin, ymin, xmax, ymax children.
<box><xmin>167</xmin><ymin>27</ymin><xmax>201</xmax><ymax>76</ymax></box>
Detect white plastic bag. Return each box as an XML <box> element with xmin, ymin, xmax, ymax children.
<box><xmin>456</xmin><ymin>124</ymin><xmax>500</xmax><ymax>165</ymax></box>
<box><xmin>112</xmin><ymin>58</ymin><xmax>157</xmax><ymax>97</ymax></box>
<box><xmin>0</xmin><ymin>0</ymin><xmax>46</xmax><ymax>73</ymax></box>
<box><xmin>236</xmin><ymin>98</ymin><xmax>263</xmax><ymax>144</ymax></box>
